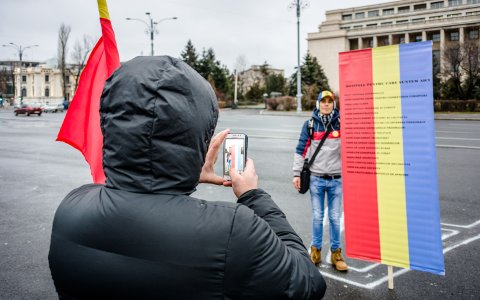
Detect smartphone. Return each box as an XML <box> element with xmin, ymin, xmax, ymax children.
<box><xmin>223</xmin><ymin>133</ymin><xmax>248</xmax><ymax>181</ymax></box>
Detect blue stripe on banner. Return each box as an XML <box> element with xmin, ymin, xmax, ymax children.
<box><xmin>399</xmin><ymin>42</ymin><xmax>445</xmax><ymax>275</ymax></box>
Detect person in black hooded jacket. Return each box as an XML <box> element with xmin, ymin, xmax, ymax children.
<box><xmin>48</xmin><ymin>56</ymin><xmax>326</xmax><ymax>300</ymax></box>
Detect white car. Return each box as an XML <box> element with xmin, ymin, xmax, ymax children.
<box><xmin>43</xmin><ymin>103</ymin><xmax>64</xmax><ymax>113</ymax></box>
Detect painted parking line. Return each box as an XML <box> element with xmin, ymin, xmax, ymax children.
<box><xmin>317</xmin><ymin>219</ymin><xmax>480</xmax><ymax>289</ymax></box>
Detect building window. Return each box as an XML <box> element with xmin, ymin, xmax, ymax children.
<box><xmin>45</xmin><ymin>75</ymin><xmax>49</xmax><ymax>82</ymax></box>
<box><xmin>368</xmin><ymin>39</ymin><xmax>374</xmax><ymax>48</ymax></box>
<box><xmin>342</xmin><ymin>14</ymin><xmax>352</xmax><ymax>20</ymax></box>
<box><xmin>397</xmin><ymin>20</ymin><xmax>409</xmax><ymax>24</ymax></box>
<box><xmin>366</xmin><ymin>23</ymin><xmax>377</xmax><ymax>27</ymax></box>
<box><xmin>355</xmin><ymin>12</ymin><xmax>365</xmax><ymax>19</ymax></box>
<box><xmin>466</xmin><ymin>10</ymin><xmax>480</xmax><ymax>15</ymax></box>
<box><xmin>449</xmin><ymin>0</ymin><xmax>463</xmax><ymax>6</ymax></box>
<box><xmin>447</xmin><ymin>13</ymin><xmax>462</xmax><ymax>17</ymax></box>
<box><xmin>383</xmin><ymin>8</ymin><xmax>394</xmax><ymax>15</ymax></box>
<box><xmin>467</xmin><ymin>0</ymin><xmax>480</xmax><ymax>4</ymax></box>
<box><xmin>65</xmin><ymin>75</ymin><xmax>70</xmax><ymax>84</ymax></box>
<box><xmin>22</xmin><ymin>75</ymin><xmax>27</xmax><ymax>82</ymax></box>
<box><xmin>431</xmin><ymin>1</ymin><xmax>444</xmax><ymax>9</ymax></box>
<box><xmin>21</xmin><ymin>87</ymin><xmax>27</xmax><ymax>97</ymax></box>
<box><xmin>414</xmin><ymin>3</ymin><xmax>427</xmax><ymax>10</ymax></box>
<box><xmin>381</xmin><ymin>21</ymin><xmax>393</xmax><ymax>25</ymax></box>
<box><xmin>45</xmin><ymin>87</ymin><xmax>50</xmax><ymax>97</ymax></box>
<box><xmin>415</xmin><ymin>35</ymin><xmax>423</xmax><ymax>42</ymax></box>
<box><xmin>368</xmin><ymin>10</ymin><xmax>379</xmax><ymax>17</ymax></box>
<box><xmin>450</xmin><ymin>31</ymin><xmax>460</xmax><ymax>40</ymax></box>
<box><xmin>432</xmin><ymin>33</ymin><xmax>441</xmax><ymax>42</ymax></box>
<box><xmin>469</xmin><ymin>29</ymin><xmax>479</xmax><ymax>39</ymax></box>
<box><xmin>340</xmin><ymin>26</ymin><xmax>350</xmax><ymax>30</ymax></box>
<box><xmin>398</xmin><ymin>6</ymin><xmax>410</xmax><ymax>13</ymax></box>
<box><xmin>400</xmin><ymin>37</ymin><xmax>406</xmax><ymax>43</ymax></box>
<box><xmin>412</xmin><ymin>17</ymin><xmax>425</xmax><ymax>22</ymax></box>
<box><xmin>353</xmin><ymin>25</ymin><xmax>363</xmax><ymax>28</ymax></box>
<box><xmin>429</xmin><ymin>15</ymin><xmax>443</xmax><ymax>19</ymax></box>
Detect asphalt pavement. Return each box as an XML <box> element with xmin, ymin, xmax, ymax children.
<box><xmin>0</xmin><ymin>108</ymin><xmax>479</xmax><ymax>299</ymax></box>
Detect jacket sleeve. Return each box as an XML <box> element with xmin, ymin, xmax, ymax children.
<box><xmin>293</xmin><ymin>121</ymin><xmax>311</xmax><ymax>177</ymax></box>
<box><xmin>223</xmin><ymin>189</ymin><xmax>326</xmax><ymax>300</ymax></box>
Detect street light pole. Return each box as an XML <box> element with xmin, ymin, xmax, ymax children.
<box><xmin>1</xmin><ymin>43</ymin><xmax>38</xmax><ymax>103</ymax></box>
<box><xmin>289</xmin><ymin>0</ymin><xmax>309</xmax><ymax>112</ymax></box>
<box><xmin>126</xmin><ymin>13</ymin><xmax>177</xmax><ymax>56</ymax></box>
<box><xmin>1</xmin><ymin>42</ymin><xmax>39</xmax><ymax>66</ymax></box>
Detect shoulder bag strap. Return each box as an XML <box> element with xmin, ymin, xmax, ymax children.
<box><xmin>307</xmin><ymin>125</ymin><xmax>332</xmax><ymax>169</ymax></box>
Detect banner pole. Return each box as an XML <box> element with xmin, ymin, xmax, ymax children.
<box><xmin>387</xmin><ymin>265</ymin><xmax>394</xmax><ymax>289</ymax></box>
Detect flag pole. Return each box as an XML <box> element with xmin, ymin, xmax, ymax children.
<box><xmin>387</xmin><ymin>265</ymin><xmax>394</xmax><ymax>289</ymax></box>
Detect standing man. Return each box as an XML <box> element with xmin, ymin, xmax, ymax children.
<box><xmin>292</xmin><ymin>91</ymin><xmax>348</xmax><ymax>271</ymax></box>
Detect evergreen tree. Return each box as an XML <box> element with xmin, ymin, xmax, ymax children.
<box><xmin>265</xmin><ymin>73</ymin><xmax>286</xmax><ymax>95</ymax></box>
<box><xmin>197</xmin><ymin>48</ymin><xmax>231</xmax><ymax>101</ymax></box>
<box><xmin>288</xmin><ymin>52</ymin><xmax>330</xmax><ymax>103</ymax></box>
<box><xmin>180</xmin><ymin>39</ymin><xmax>199</xmax><ymax>69</ymax></box>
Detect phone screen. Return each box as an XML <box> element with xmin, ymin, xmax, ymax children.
<box><xmin>223</xmin><ymin>133</ymin><xmax>248</xmax><ymax>180</ymax></box>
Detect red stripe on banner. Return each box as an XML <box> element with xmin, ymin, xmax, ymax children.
<box><xmin>339</xmin><ymin>49</ymin><xmax>381</xmax><ymax>262</ymax></box>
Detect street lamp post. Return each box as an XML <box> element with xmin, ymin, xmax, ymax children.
<box><xmin>1</xmin><ymin>42</ymin><xmax>39</xmax><ymax>66</ymax></box>
<box><xmin>1</xmin><ymin>43</ymin><xmax>39</xmax><ymax>103</ymax></box>
<box><xmin>126</xmin><ymin>13</ymin><xmax>177</xmax><ymax>56</ymax></box>
<box><xmin>289</xmin><ymin>0</ymin><xmax>309</xmax><ymax>112</ymax></box>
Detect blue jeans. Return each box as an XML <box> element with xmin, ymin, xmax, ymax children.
<box><xmin>309</xmin><ymin>175</ymin><xmax>342</xmax><ymax>251</ymax></box>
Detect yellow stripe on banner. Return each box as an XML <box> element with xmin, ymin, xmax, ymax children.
<box><xmin>372</xmin><ymin>45</ymin><xmax>410</xmax><ymax>269</ymax></box>
<box><xmin>98</xmin><ymin>0</ymin><xmax>110</xmax><ymax>20</ymax></box>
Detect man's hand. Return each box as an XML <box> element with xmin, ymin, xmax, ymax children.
<box><xmin>229</xmin><ymin>159</ymin><xmax>258</xmax><ymax>198</ymax></box>
<box><xmin>292</xmin><ymin>177</ymin><xmax>300</xmax><ymax>191</ymax></box>
<box><xmin>199</xmin><ymin>129</ymin><xmax>231</xmax><ymax>186</ymax></box>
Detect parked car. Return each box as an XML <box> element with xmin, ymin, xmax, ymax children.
<box><xmin>14</xmin><ymin>104</ymin><xmax>43</xmax><ymax>116</ymax></box>
<box><xmin>43</xmin><ymin>103</ymin><xmax>64</xmax><ymax>113</ymax></box>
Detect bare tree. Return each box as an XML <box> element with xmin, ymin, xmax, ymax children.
<box><xmin>442</xmin><ymin>43</ymin><xmax>464</xmax><ymax>99</ymax></box>
<box><xmin>57</xmin><ymin>23</ymin><xmax>71</xmax><ymax>100</ymax></box>
<box><xmin>71</xmin><ymin>35</ymin><xmax>93</xmax><ymax>92</ymax></box>
<box><xmin>461</xmin><ymin>41</ymin><xmax>480</xmax><ymax>99</ymax></box>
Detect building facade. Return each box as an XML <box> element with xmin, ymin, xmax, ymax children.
<box><xmin>238</xmin><ymin>65</ymin><xmax>284</xmax><ymax>94</ymax></box>
<box><xmin>308</xmin><ymin>0</ymin><xmax>480</xmax><ymax>92</ymax></box>
<box><xmin>12</xmin><ymin>63</ymin><xmax>77</xmax><ymax>106</ymax></box>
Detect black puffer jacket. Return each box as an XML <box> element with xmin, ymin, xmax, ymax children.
<box><xmin>48</xmin><ymin>56</ymin><xmax>326</xmax><ymax>299</ymax></box>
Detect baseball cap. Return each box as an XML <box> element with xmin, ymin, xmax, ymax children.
<box><xmin>318</xmin><ymin>90</ymin><xmax>335</xmax><ymax>101</ymax></box>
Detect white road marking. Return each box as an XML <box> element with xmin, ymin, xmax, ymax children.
<box><xmin>318</xmin><ymin>219</ymin><xmax>480</xmax><ymax>289</ymax></box>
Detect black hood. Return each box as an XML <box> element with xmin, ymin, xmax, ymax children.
<box><xmin>100</xmin><ymin>56</ymin><xmax>218</xmax><ymax>194</ymax></box>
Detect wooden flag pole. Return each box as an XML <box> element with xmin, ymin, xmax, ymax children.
<box><xmin>387</xmin><ymin>265</ymin><xmax>394</xmax><ymax>289</ymax></box>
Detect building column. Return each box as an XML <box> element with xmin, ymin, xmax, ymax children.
<box><xmin>358</xmin><ymin>37</ymin><xmax>363</xmax><ymax>49</ymax></box>
<box><xmin>440</xmin><ymin>29</ymin><xmax>445</xmax><ymax>74</ymax></box>
<box><xmin>405</xmin><ymin>33</ymin><xmax>410</xmax><ymax>43</ymax></box>
<box><xmin>459</xmin><ymin>27</ymin><xmax>465</xmax><ymax>44</ymax></box>
<box><xmin>422</xmin><ymin>31</ymin><xmax>427</xmax><ymax>41</ymax></box>
<box><xmin>388</xmin><ymin>34</ymin><xmax>393</xmax><ymax>45</ymax></box>
<box><xmin>373</xmin><ymin>36</ymin><xmax>378</xmax><ymax>48</ymax></box>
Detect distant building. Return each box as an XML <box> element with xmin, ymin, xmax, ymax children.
<box><xmin>238</xmin><ymin>65</ymin><xmax>284</xmax><ymax>94</ymax></box>
<box><xmin>308</xmin><ymin>0</ymin><xmax>480</xmax><ymax>92</ymax></box>
<box><xmin>11</xmin><ymin>62</ymin><xmax>78</xmax><ymax>106</ymax></box>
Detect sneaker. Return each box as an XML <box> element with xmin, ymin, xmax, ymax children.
<box><xmin>310</xmin><ymin>246</ymin><xmax>321</xmax><ymax>265</ymax></box>
<box><xmin>331</xmin><ymin>248</ymin><xmax>348</xmax><ymax>271</ymax></box>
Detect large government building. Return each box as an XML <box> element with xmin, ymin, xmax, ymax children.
<box><xmin>308</xmin><ymin>0</ymin><xmax>480</xmax><ymax>92</ymax></box>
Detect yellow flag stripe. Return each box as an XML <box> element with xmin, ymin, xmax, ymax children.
<box><xmin>372</xmin><ymin>45</ymin><xmax>410</xmax><ymax>269</ymax></box>
<box><xmin>97</xmin><ymin>0</ymin><xmax>110</xmax><ymax>20</ymax></box>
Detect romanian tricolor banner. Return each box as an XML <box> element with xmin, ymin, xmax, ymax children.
<box><xmin>339</xmin><ymin>41</ymin><xmax>444</xmax><ymax>275</ymax></box>
<box><xmin>57</xmin><ymin>0</ymin><xmax>120</xmax><ymax>183</ymax></box>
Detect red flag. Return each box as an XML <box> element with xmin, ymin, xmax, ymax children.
<box><xmin>57</xmin><ymin>0</ymin><xmax>120</xmax><ymax>183</ymax></box>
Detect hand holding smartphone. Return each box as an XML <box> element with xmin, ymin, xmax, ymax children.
<box><xmin>223</xmin><ymin>133</ymin><xmax>248</xmax><ymax>181</ymax></box>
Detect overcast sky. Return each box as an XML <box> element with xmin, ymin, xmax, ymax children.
<box><xmin>0</xmin><ymin>0</ymin><xmax>385</xmax><ymax>76</ymax></box>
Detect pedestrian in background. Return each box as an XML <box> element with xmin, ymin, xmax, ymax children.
<box><xmin>292</xmin><ymin>90</ymin><xmax>348</xmax><ymax>272</ymax></box>
<box><xmin>49</xmin><ymin>56</ymin><xmax>326</xmax><ymax>299</ymax></box>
